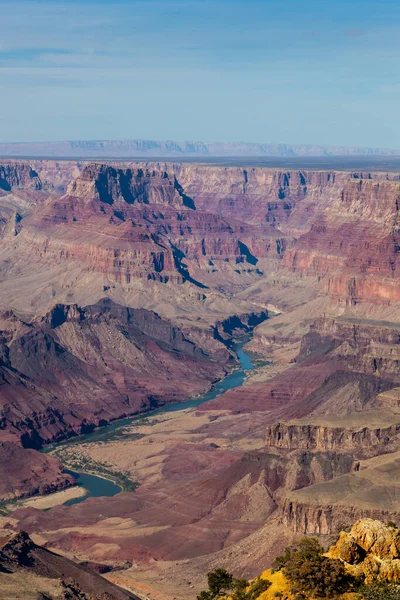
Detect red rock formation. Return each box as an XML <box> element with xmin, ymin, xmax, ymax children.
<box><xmin>0</xmin><ymin>299</ymin><xmax>231</xmax><ymax>446</ymax></box>
<box><xmin>0</xmin><ymin>530</ymin><xmax>139</xmax><ymax>599</ymax></box>
<box><xmin>283</xmin><ymin>178</ymin><xmax>400</xmax><ymax>304</ymax></box>
<box><xmin>266</xmin><ymin>421</ymin><xmax>400</xmax><ymax>456</ymax></box>
<box><xmin>0</xmin><ymin>442</ymin><xmax>73</xmax><ymax>500</ymax></box>
<box><xmin>11</xmin><ymin>448</ymin><xmax>354</xmax><ymax>563</ymax></box>
<box><xmin>3</xmin><ymin>160</ymin><xmax>400</xmax><ymax>309</ymax></box>
<box><xmin>0</xmin><ymin>163</ymin><xmax>42</xmax><ymax>191</ymax></box>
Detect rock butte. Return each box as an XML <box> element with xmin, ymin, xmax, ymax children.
<box><xmin>1</xmin><ymin>160</ymin><xmax>400</xmax><ymax>598</ymax></box>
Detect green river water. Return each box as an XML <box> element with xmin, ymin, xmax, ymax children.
<box><xmin>50</xmin><ymin>336</ymin><xmax>255</xmax><ymax>506</ymax></box>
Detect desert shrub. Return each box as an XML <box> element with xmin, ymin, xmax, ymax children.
<box><xmin>274</xmin><ymin>537</ymin><xmax>354</xmax><ymax>598</ymax></box>
<box><xmin>231</xmin><ymin>575</ymin><xmax>271</xmax><ymax>599</ymax></box>
<box><xmin>198</xmin><ymin>569</ymin><xmax>270</xmax><ymax>600</ymax></box>
<box><xmin>231</xmin><ymin>578</ymin><xmax>249</xmax><ymax>600</ymax></box>
<box><xmin>208</xmin><ymin>568</ymin><xmax>233</xmax><ymax>596</ymax></box>
<box><xmin>197</xmin><ymin>569</ymin><xmax>234</xmax><ymax>600</ymax></box>
<box><xmin>197</xmin><ymin>592</ymin><xmax>213</xmax><ymax>600</ymax></box>
<box><xmin>246</xmin><ymin>577</ymin><xmax>271</xmax><ymax>599</ymax></box>
<box><xmin>359</xmin><ymin>581</ymin><xmax>400</xmax><ymax>600</ymax></box>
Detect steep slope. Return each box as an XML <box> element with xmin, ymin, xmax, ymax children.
<box><xmin>0</xmin><ymin>442</ymin><xmax>73</xmax><ymax>501</ymax></box>
<box><xmin>0</xmin><ymin>299</ymin><xmax>231</xmax><ymax>448</ymax></box>
<box><xmin>0</xmin><ymin>530</ymin><xmax>139</xmax><ymax>599</ymax></box>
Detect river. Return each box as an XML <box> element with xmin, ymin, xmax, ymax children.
<box><xmin>51</xmin><ymin>335</ymin><xmax>255</xmax><ymax>506</ymax></box>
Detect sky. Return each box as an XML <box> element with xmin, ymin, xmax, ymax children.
<box><xmin>1</xmin><ymin>0</ymin><xmax>400</xmax><ymax>147</ymax></box>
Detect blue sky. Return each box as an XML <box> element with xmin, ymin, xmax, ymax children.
<box><xmin>1</xmin><ymin>0</ymin><xmax>400</xmax><ymax>147</ymax></box>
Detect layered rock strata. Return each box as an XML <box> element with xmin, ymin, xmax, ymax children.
<box><xmin>0</xmin><ymin>299</ymin><xmax>231</xmax><ymax>447</ymax></box>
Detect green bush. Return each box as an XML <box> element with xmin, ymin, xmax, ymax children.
<box><xmin>274</xmin><ymin>537</ymin><xmax>355</xmax><ymax>598</ymax></box>
<box><xmin>197</xmin><ymin>592</ymin><xmax>214</xmax><ymax>600</ymax></box>
<box><xmin>197</xmin><ymin>569</ymin><xmax>234</xmax><ymax>600</ymax></box>
<box><xmin>208</xmin><ymin>568</ymin><xmax>233</xmax><ymax>597</ymax></box>
<box><xmin>231</xmin><ymin>578</ymin><xmax>249</xmax><ymax>600</ymax></box>
<box><xmin>246</xmin><ymin>577</ymin><xmax>271</xmax><ymax>599</ymax></box>
<box><xmin>359</xmin><ymin>581</ymin><xmax>400</xmax><ymax>600</ymax></box>
<box><xmin>197</xmin><ymin>569</ymin><xmax>270</xmax><ymax>600</ymax></box>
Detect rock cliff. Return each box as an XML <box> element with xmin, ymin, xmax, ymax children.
<box><xmin>0</xmin><ymin>163</ymin><xmax>42</xmax><ymax>191</ymax></box>
<box><xmin>266</xmin><ymin>420</ymin><xmax>400</xmax><ymax>457</ymax></box>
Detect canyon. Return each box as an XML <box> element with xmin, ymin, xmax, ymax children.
<box><xmin>1</xmin><ymin>158</ymin><xmax>400</xmax><ymax>599</ymax></box>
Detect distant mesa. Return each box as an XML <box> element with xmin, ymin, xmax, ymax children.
<box><xmin>1</xmin><ymin>138</ymin><xmax>400</xmax><ymax>158</ymax></box>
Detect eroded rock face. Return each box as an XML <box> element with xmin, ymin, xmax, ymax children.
<box><xmin>266</xmin><ymin>422</ymin><xmax>400</xmax><ymax>455</ymax></box>
<box><xmin>329</xmin><ymin>519</ymin><xmax>400</xmax><ymax>582</ymax></box>
<box><xmin>0</xmin><ymin>163</ymin><xmax>42</xmax><ymax>191</ymax></box>
<box><xmin>283</xmin><ymin>178</ymin><xmax>400</xmax><ymax>305</ymax></box>
<box><xmin>281</xmin><ymin>500</ymin><xmax>400</xmax><ymax>536</ymax></box>
<box><xmin>2</xmin><ymin>161</ymin><xmax>400</xmax><ymax>310</ymax></box>
<box><xmin>67</xmin><ymin>164</ymin><xmax>194</xmax><ymax>208</ymax></box>
<box><xmin>12</xmin><ymin>162</ymin><xmax>280</xmax><ymax>289</ymax></box>
<box><xmin>301</xmin><ymin>317</ymin><xmax>400</xmax><ymax>377</ymax></box>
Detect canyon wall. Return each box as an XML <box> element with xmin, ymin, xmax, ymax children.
<box><xmin>2</xmin><ymin>160</ymin><xmax>400</xmax><ymax>309</ymax></box>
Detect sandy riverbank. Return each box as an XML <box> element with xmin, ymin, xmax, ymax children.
<box><xmin>9</xmin><ymin>486</ymin><xmax>88</xmax><ymax>511</ymax></box>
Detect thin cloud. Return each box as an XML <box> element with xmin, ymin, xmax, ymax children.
<box><xmin>347</xmin><ymin>29</ymin><xmax>365</xmax><ymax>37</ymax></box>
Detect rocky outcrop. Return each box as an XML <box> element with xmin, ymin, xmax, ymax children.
<box><xmin>329</xmin><ymin>519</ymin><xmax>400</xmax><ymax>583</ymax></box>
<box><xmin>0</xmin><ymin>163</ymin><xmax>42</xmax><ymax>191</ymax></box>
<box><xmin>241</xmin><ymin>450</ymin><xmax>355</xmax><ymax>493</ymax></box>
<box><xmin>67</xmin><ymin>164</ymin><xmax>195</xmax><ymax>208</ymax></box>
<box><xmin>0</xmin><ymin>530</ymin><xmax>139</xmax><ymax>599</ymax></box>
<box><xmin>303</xmin><ymin>316</ymin><xmax>400</xmax><ymax>355</ymax></box>
<box><xmin>299</xmin><ymin>316</ymin><xmax>400</xmax><ymax>387</ymax></box>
